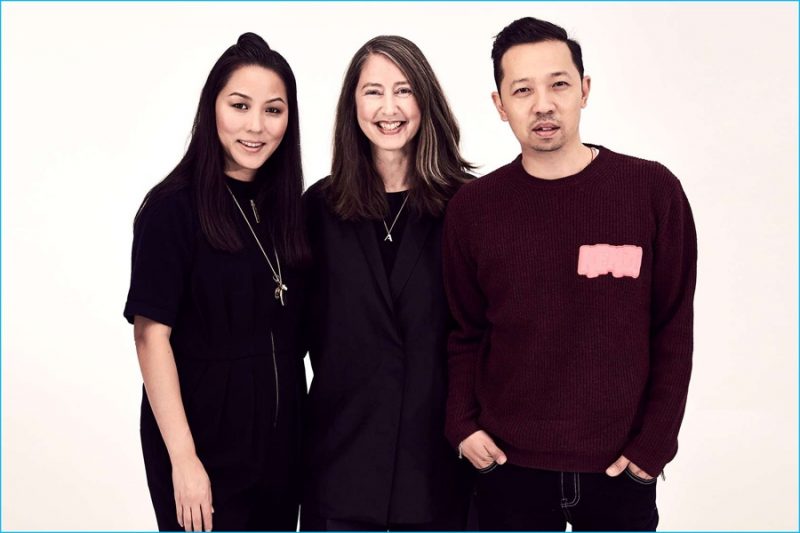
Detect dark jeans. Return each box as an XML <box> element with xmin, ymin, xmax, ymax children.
<box><xmin>476</xmin><ymin>463</ymin><xmax>659</xmax><ymax>531</ymax></box>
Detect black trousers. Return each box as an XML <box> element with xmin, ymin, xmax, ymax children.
<box><xmin>299</xmin><ymin>504</ymin><xmax>471</xmax><ymax>531</ymax></box>
<box><xmin>476</xmin><ymin>463</ymin><xmax>659</xmax><ymax>531</ymax></box>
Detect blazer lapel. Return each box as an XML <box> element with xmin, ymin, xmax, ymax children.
<box><xmin>389</xmin><ymin>213</ymin><xmax>434</xmax><ymax>301</ymax></box>
<box><xmin>354</xmin><ymin>221</ymin><xmax>394</xmax><ymax>311</ymax></box>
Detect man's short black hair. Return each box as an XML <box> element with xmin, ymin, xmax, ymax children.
<box><xmin>492</xmin><ymin>17</ymin><xmax>585</xmax><ymax>90</ymax></box>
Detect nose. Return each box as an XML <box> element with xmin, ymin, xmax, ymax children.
<box><xmin>247</xmin><ymin>110</ymin><xmax>264</xmax><ymax>133</ymax></box>
<box><xmin>381</xmin><ymin>93</ymin><xmax>399</xmax><ymax>115</ymax></box>
<box><xmin>532</xmin><ymin>90</ymin><xmax>555</xmax><ymax>115</ymax></box>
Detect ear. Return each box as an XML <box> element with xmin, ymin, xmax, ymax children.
<box><xmin>492</xmin><ymin>91</ymin><xmax>509</xmax><ymax>122</ymax></box>
<box><xmin>580</xmin><ymin>76</ymin><xmax>591</xmax><ymax>108</ymax></box>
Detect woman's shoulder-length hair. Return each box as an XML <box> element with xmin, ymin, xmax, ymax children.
<box><xmin>326</xmin><ymin>35</ymin><xmax>474</xmax><ymax>221</ymax></box>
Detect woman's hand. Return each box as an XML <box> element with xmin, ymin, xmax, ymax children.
<box><xmin>172</xmin><ymin>454</ymin><xmax>213</xmax><ymax>532</ymax></box>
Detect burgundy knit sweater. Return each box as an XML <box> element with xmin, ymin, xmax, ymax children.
<box><xmin>442</xmin><ymin>146</ymin><xmax>696</xmax><ymax>476</ymax></box>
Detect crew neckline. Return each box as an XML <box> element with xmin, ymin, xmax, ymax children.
<box><xmin>509</xmin><ymin>144</ymin><xmax>610</xmax><ymax>189</ymax></box>
<box><xmin>225</xmin><ymin>175</ymin><xmax>262</xmax><ymax>198</ymax></box>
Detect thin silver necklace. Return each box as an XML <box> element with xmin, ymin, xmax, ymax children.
<box><xmin>382</xmin><ymin>193</ymin><xmax>409</xmax><ymax>242</ymax></box>
<box><xmin>226</xmin><ymin>185</ymin><xmax>287</xmax><ymax>306</ymax></box>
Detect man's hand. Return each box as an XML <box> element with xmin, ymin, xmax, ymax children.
<box><xmin>459</xmin><ymin>430</ymin><xmax>507</xmax><ymax>470</ymax></box>
<box><xmin>605</xmin><ymin>454</ymin><xmax>653</xmax><ymax>481</ymax></box>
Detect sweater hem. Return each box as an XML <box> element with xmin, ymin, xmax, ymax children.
<box><xmin>502</xmin><ymin>444</ymin><xmax>620</xmax><ymax>474</ymax></box>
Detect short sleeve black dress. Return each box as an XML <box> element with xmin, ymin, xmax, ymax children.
<box><xmin>124</xmin><ymin>177</ymin><xmax>306</xmax><ymax>531</ymax></box>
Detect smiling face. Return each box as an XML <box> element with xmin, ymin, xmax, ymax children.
<box><xmin>492</xmin><ymin>40</ymin><xmax>590</xmax><ymax>156</ymax></box>
<box><xmin>355</xmin><ymin>53</ymin><xmax>421</xmax><ymax>158</ymax></box>
<box><xmin>215</xmin><ymin>65</ymin><xmax>289</xmax><ymax>182</ymax></box>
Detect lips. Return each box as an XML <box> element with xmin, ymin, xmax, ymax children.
<box><xmin>376</xmin><ymin>121</ymin><xmax>406</xmax><ymax>134</ymax></box>
<box><xmin>238</xmin><ymin>140</ymin><xmax>265</xmax><ymax>152</ymax></box>
<box><xmin>532</xmin><ymin>122</ymin><xmax>560</xmax><ymax>138</ymax></box>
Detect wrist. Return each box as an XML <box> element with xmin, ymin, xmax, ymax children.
<box><xmin>167</xmin><ymin>442</ymin><xmax>197</xmax><ymax>464</ymax></box>
<box><xmin>445</xmin><ymin>419</ymin><xmax>481</xmax><ymax>451</ymax></box>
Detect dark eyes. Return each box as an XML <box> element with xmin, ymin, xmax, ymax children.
<box><xmin>512</xmin><ymin>81</ymin><xmax>570</xmax><ymax>95</ymax></box>
<box><xmin>231</xmin><ymin>102</ymin><xmax>282</xmax><ymax>114</ymax></box>
<box><xmin>364</xmin><ymin>87</ymin><xmax>413</xmax><ymax>96</ymax></box>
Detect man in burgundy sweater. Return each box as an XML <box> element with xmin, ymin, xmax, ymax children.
<box><xmin>443</xmin><ymin>16</ymin><xmax>697</xmax><ymax>531</ymax></box>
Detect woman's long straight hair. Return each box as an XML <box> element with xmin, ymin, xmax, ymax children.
<box><xmin>136</xmin><ymin>32</ymin><xmax>308</xmax><ymax>266</ymax></box>
<box><xmin>327</xmin><ymin>35</ymin><xmax>474</xmax><ymax>221</ymax></box>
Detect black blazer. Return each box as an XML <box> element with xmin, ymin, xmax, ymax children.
<box><xmin>303</xmin><ymin>179</ymin><xmax>470</xmax><ymax>525</ymax></box>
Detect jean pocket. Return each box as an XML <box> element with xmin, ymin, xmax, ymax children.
<box><xmin>624</xmin><ymin>467</ymin><xmax>657</xmax><ymax>485</ymax></box>
<box><xmin>477</xmin><ymin>461</ymin><xmax>499</xmax><ymax>474</ymax></box>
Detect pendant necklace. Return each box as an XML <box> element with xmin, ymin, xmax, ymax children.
<box><xmin>226</xmin><ymin>186</ymin><xmax>287</xmax><ymax>306</ymax></box>
<box><xmin>382</xmin><ymin>193</ymin><xmax>409</xmax><ymax>242</ymax></box>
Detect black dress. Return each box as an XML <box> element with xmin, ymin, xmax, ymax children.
<box><xmin>301</xmin><ymin>179</ymin><xmax>472</xmax><ymax>530</ymax></box>
<box><xmin>124</xmin><ymin>178</ymin><xmax>306</xmax><ymax>531</ymax></box>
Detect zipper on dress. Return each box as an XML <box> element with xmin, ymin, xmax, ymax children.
<box><xmin>270</xmin><ymin>330</ymin><xmax>279</xmax><ymax>428</ymax></box>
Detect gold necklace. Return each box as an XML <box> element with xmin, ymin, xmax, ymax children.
<box><xmin>382</xmin><ymin>193</ymin><xmax>409</xmax><ymax>242</ymax></box>
<box><xmin>226</xmin><ymin>186</ymin><xmax>287</xmax><ymax>306</ymax></box>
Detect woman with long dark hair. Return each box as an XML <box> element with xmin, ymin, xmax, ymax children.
<box><xmin>302</xmin><ymin>35</ymin><xmax>474</xmax><ymax>530</ymax></box>
<box><xmin>124</xmin><ymin>33</ymin><xmax>308</xmax><ymax>531</ymax></box>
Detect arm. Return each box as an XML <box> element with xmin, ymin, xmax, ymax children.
<box><xmin>442</xmin><ymin>193</ymin><xmax>505</xmax><ymax>469</ymax></box>
<box><xmin>618</xmin><ymin>176</ymin><xmax>698</xmax><ymax>477</ymax></box>
<box><xmin>134</xmin><ymin>316</ymin><xmax>212</xmax><ymax>532</ymax></box>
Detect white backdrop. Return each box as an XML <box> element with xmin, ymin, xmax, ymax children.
<box><xmin>2</xmin><ymin>2</ymin><xmax>797</xmax><ymax>531</ymax></box>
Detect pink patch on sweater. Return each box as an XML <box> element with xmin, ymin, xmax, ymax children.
<box><xmin>577</xmin><ymin>244</ymin><xmax>643</xmax><ymax>279</ymax></box>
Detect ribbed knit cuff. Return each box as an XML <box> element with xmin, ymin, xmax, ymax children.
<box><xmin>445</xmin><ymin>419</ymin><xmax>482</xmax><ymax>453</ymax></box>
<box><xmin>621</xmin><ymin>438</ymin><xmax>678</xmax><ymax>478</ymax></box>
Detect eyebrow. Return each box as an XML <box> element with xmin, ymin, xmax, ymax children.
<box><xmin>359</xmin><ymin>81</ymin><xmax>410</xmax><ymax>90</ymax></box>
<box><xmin>228</xmin><ymin>92</ymin><xmax>285</xmax><ymax>104</ymax></box>
<box><xmin>510</xmin><ymin>72</ymin><xmax>572</xmax><ymax>85</ymax></box>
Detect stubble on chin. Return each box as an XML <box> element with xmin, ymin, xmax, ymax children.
<box><xmin>529</xmin><ymin>139</ymin><xmax>565</xmax><ymax>153</ymax></box>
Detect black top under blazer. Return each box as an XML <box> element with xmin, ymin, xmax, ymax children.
<box><xmin>302</xmin><ymin>178</ymin><xmax>470</xmax><ymax>525</ymax></box>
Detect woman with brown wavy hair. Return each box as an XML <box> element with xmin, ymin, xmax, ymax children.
<box><xmin>302</xmin><ymin>35</ymin><xmax>474</xmax><ymax>530</ymax></box>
